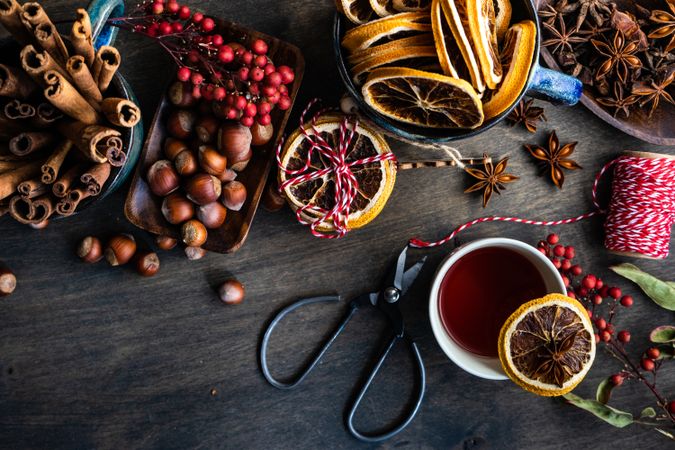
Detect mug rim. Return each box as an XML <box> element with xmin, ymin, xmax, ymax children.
<box><xmin>428</xmin><ymin>237</ymin><xmax>566</xmax><ymax>380</ymax></box>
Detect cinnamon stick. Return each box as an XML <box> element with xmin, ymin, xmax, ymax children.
<box><xmin>17</xmin><ymin>177</ymin><xmax>46</xmax><ymax>198</ymax></box>
<box><xmin>66</xmin><ymin>55</ymin><xmax>102</xmax><ymax>107</ymax></box>
<box><xmin>9</xmin><ymin>131</ymin><xmax>56</xmax><ymax>156</ymax></box>
<box><xmin>103</xmin><ymin>136</ymin><xmax>126</xmax><ymax>167</ymax></box>
<box><xmin>101</xmin><ymin>97</ymin><xmax>141</xmax><ymax>128</ymax></box>
<box><xmin>80</xmin><ymin>162</ymin><xmax>110</xmax><ymax>196</ymax></box>
<box><xmin>0</xmin><ymin>0</ymin><xmax>32</xmax><ymax>44</ymax></box>
<box><xmin>57</xmin><ymin>121</ymin><xmax>120</xmax><ymax>164</ymax></box>
<box><xmin>0</xmin><ymin>64</ymin><xmax>38</xmax><ymax>99</ymax></box>
<box><xmin>0</xmin><ymin>159</ymin><xmax>23</xmax><ymax>173</ymax></box>
<box><xmin>20</xmin><ymin>3</ymin><xmax>68</xmax><ymax>61</ymax></box>
<box><xmin>56</xmin><ymin>187</ymin><xmax>89</xmax><ymax>216</ymax></box>
<box><xmin>4</xmin><ymin>99</ymin><xmax>35</xmax><ymax>119</ymax></box>
<box><xmin>31</xmin><ymin>102</ymin><xmax>63</xmax><ymax>128</ymax></box>
<box><xmin>20</xmin><ymin>45</ymin><xmax>69</xmax><ymax>86</ymax></box>
<box><xmin>92</xmin><ymin>46</ymin><xmax>120</xmax><ymax>92</ymax></box>
<box><xmin>43</xmin><ymin>70</ymin><xmax>101</xmax><ymax>125</ymax></box>
<box><xmin>70</xmin><ymin>9</ymin><xmax>94</xmax><ymax>67</ymax></box>
<box><xmin>9</xmin><ymin>193</ymin><xmax>54</xmax><ymax>224</ymax></box>
<box><xmin>41</xmin><ymin>139</ymin><xmax>72</xmax><ymax>184</ymax></box>
<box><xmin>0</xmin><ymin>159</ymin><xmax>41</xmax><ymax>201</ymax></box>
<box><xmin>52</xmin><ymin>162</ymin><xmax>85</xmax><ymax>197</ymax></box>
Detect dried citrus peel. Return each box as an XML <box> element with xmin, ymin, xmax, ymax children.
<box><xmin>342</xmin><ymin>11</ymin><xmax>432</xmax><ymax>54</ymax></box>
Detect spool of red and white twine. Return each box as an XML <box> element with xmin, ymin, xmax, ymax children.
<box><xmin>410</xmin><ymin>151</ymin><xmax>675</xmax><ymax>260</ymax></box>
<box><xmin>276</xmin><ymin>100</ymin><xmax>397</xmax><ymax>238</ymax></box>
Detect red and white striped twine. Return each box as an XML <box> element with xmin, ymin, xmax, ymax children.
<box><xmin>410</xmin><ymin>155</ymin><xmax>675</xmax><ymax>260</ymax></box>
<box><xmin>276</xmin><ymin>99</ymin><xmax>397</xmax><ymax>239</ymax></box>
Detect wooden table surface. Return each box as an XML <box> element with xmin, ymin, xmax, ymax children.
<box><xmin>1</xmin><ymin>1</ymin><xmax>673</xmax><ymax>449</ymax></box>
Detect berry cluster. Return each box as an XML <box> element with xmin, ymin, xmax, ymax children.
<box><xmin>109</xmin><ymin>0</ymin><xmax>295</xmax><ymax>128</ymax></box>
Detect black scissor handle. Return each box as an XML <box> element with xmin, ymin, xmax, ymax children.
<box><xmin>260</xmin><ymin>295</ymin><xmax>355</xmax><ymax>389</ymax></box>
<box><xmin>346</xmin><ymin>334</ymin><xmax>426</xmax><ymax>443</ymax></box>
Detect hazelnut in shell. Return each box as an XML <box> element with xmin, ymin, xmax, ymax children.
<box><xmin>135</xmin><ymin>251</ymin><xmax>160</xmax><ymax>277</ymax></box>
<box><xmin>161</xmin><ymin>193</ymin><xmax>195</xmax><ymax>225</ymax></box>
<box><xmin>156</xmin><ymin>235</ymin><xmax>178</xmax><ymax>250</ymax></box>
<box><xmin>174</xmin><ymin>149</ymin><xmax>199</xmax><ymax>177</ymax></box>
<box><xmin>218</xmin><ymin>279</ymin><xmax>245</xmax><ymax>305</ymax></box>
<box><xmin>217</xmin><ymin>123</ymin><xmax>252</xmax><ymax>171</ymax></box>
<box><xmin>164</xmin><ymin>137</ymin><xmax>188</xmax><ymax>161</ymax></box>
<box><xmin>168</xmin><ymin>81</ymin><xmax>197</xmax><ymax>107</ymax></box>
<box><xmin>105</xmin><ymin>234</ymin><xmax>137</xmax><ymax>266</ymax></box>
<box><xmin>77</xmin><ymin>236</ymin><xmax>103</xmax><ymax>263</ymax></box>
<box><xmin>262</xmin><ymin>181</ymin><xmax>286</xmax><ymax>212</ymax></box>
<box><xmin>184</xmin><ymin>246</ymin><xmax>207</xmax><ymax>260</ymax></box>
<box><xmin>166</xmin><ymin>109</ymin><xmax>196</xmax><ymax>140</ymax></box>
<box><xmin>221</xmin><ymin>181</ymin><xmax>247</xmax><ymax>211</ymax></box>
<box><xmin>218</xmin><ymin>168</ymin><xmax>237</xmax><ymax>183</ymax></box>
<box><xmin>185</xmin><ymin>173</ymin><xmax>221</xmax><ymax>205</ymax></box>
<box><xmin>181</xmin><ymin>219</ymin><xmax>208</xmax><ymax>247</ymax></box>
<box><xmin>146</xmin><ymin>160</ymin><xmax>180</xmax><ymax>197</ymax></box>
<box><xmin>197</xmin><ymin>202</ymin><xmax>227</xmax><ymax>229</ymax></box>
<box><xmin>198</xmin><ymin>145</ymin><xmax>227</xmax><ymax>177</ymax></box>
<box><xmin>195</xmin><ymin>116</ymin><xmax>220</xmax><ymax>143</ymax></box>
<box><xmin>0</xmin><ymin>264</ymin><xmax>16</xmax><ymax>297</ymax></box>
<box><xmin>251</xmin><ymin>122</ymin><xmax>274</xmax><ymax>146</ymax></box>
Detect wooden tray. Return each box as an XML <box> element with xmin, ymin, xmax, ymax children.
<box><xmin>537</xmin><ymin>0</ymin><xmax>675</xmax><ymax>146</ymax></box>
<box><xmin>124</xmin><ymin>19</ymin><xmax>304</xmax><ymax>253</ymax></box>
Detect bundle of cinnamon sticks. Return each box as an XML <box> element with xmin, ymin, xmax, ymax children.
<box><xmin>0</xmin><ymin>1</ymin><xmax>141</xmax><ymax>226</ymax></box>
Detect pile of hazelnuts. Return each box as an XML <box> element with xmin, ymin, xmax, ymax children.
<box><xmin>146</xmin><ymin>82</ymin><xmax>275</xmax><ymax>258</ymax></box>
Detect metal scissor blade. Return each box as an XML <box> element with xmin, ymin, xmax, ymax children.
<box><xmin>392</xmin><ymin>246</ymin><xmax>408</xmax><ymax>290</ymax></box>
<box><xmin>400</xmin><ymin>256</ymin><xmax>427</xmax><ymax>297</ymax></box>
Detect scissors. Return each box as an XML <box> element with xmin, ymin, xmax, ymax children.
<box><xmin>259</xmin><ymin>247</ymin><xmax>427</xmax><ymax>443</ymax></box>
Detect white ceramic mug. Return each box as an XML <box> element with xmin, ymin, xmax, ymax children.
<box><xmin>429</xmin><ymin>237</ymin><xmax>566</xmax><ymax>380</ymax></box>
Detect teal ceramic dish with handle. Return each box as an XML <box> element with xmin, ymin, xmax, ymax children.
<box><xmin>334</xmin><ymin>0</ymin><xmax>582</xmax><ymax>144</ymax></box>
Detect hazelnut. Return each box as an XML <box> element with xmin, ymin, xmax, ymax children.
<box><xmin>156</xmin><ymin>235</ymin><xmax>178</xmax><ymax>250</ymax></box>
<box><xmin>262</xmin><ymin>181</ymin><xmax>286</xmax><ymax>212</ymax></box>
<box><xmin>198</xmin><ymin>145</ymin><xmax>227</xmax><ymax>176</ymax></box>
<box><xmin>105</xmin><ymin>234</ymin><xmax>137</xmax><ymax>266</ymax></box>
<box><xmin>166</xmin><ymin>109</ymin><xmax>196</xmax><ymax>139</ymax></box>
<box><xmin>0</xmin><ymin>263</ymin><xmax>16</xmax><ymax>297</ymax></box>
<box><xmin>185</xmin><ymin>173</ymin><xmax>221</xmax><ymax>205</ymax></box>
<box><xmin>184</xmin><ymin>246</ymin><xmax>207</xmax><ymax>260</ymax></box>
<box><xmin>168</xmin><ymin>81</ymin><xmax>197</xmax><ymax>107</ymax></box>
<box><xmin>217</xmin><ymin>123</ymin><xmax>252</xmax><ymax>171</ymax></box>
<box><xmin>29</xmin><ymin>219</ymin><xmax>49</xmax><ymax>229</ymax></box>
<box><xmin>181</xmin><ymin>219</ymin><xmax>208</xmax><ymax>247</ymax></box>
<box><xmin>251</xmin><ymin>122</ymin><xmax>274</xmax><ymax>146</ymax></box>
<box><xmin>218</xmin><ymin>168</ymin><xmax>237</xmax><ymax>183</ymax></box>
<box><xmin>218</xmin><ymin>279</ymin><xmax>245</xmax><ymax>305</ymax></box>
<box><xmin>174</xmin><ymin>149</ymin><xmax>199</xmax><ymax>177</ymax></box>
<box><xmin>195</xmin><ymin>116</ymin><xmax>220</xmax><ymax>143</ymax></box>
<box><xmin>135</xmin><ymin>251</ymin><xmax>160</xmax><ymax>277</ymax></box>
<box><xmin>161</xmin><ymin>192</ymin><xmax>194</xmax><ymax>224</ymax></box>
<box><xmin>197</xmin><ymin>202</ymin><xmax>227</xmax><ymax>229</ymax></box>
<box><xmin>77</xmin><ymin>236</ymin><xmax>103</xmax><ymax>263</ymax></box>
<box><xmin>146</xmin><ymin>160</ymin><xmax>180</xmax><ymax>197</ymax></box>
<box><xmin>164</xmin><ymin>137</ymin><xmax>188</xmax><ymax>161</ymax></box>
<box><xmin>221</xmin><ymin>181</ymin><xmax>247</xmax><ymax>211</ymax></box>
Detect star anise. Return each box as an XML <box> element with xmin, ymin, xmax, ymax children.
<box><xmin>649</xmin><ymin>0</ymin><xmax>675</xmax><ymax>53</ymax></box>
<box><xmin>543</xmin><ymin>16</ymin><xmax>586</xmax><ymax>56</ymax></box>
<box><xmin>524</xmin><ymin>131</ymin><xmax>582</xmax><ymax>189</ymax></box>
<box><xmin>562</xmin><ymin>0</ymin><xmax>612</xmax><ymax>30</ymax></box>
<box><xmin>576</xmin><ymin>21</ymin><xmax>610</xmax><ymax>40</ymax></box>
<box><xmin>631</xmin><ymin>70</ymin><xmax>675</xmax><ymax>117</ymax></box>
<box><xmin>538</xmin><ymin>0</ymin><xmax>571</xmax><ymax>26</ymax></box>
<box><xmin>591</xmin><ymin>31</ymin><xmax>642</xmax><ymax>83</ymax></box>
<box><xmin>464</xmin><ymin>154</ymin><xmax>519</xmax><ymax>208</ymax></box>
<box><xmin>597</xmin><ymin>82</ymin><xmax>639</xmax><ymax>118</ymax></box>
<box><xmin>507</xmin><ymin>98</ymin><xmax>547</xmax><ymax>132</ymax></box>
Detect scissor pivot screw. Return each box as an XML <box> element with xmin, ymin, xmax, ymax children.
<box><xmin>384</xmin><ymin>287</ymin><xmax>400</xmax><ymax>303</ymax></box>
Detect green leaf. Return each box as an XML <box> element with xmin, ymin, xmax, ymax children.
<box><xmin>610</xmin><ymin>263</ymin><xmax>675</xmax><ymax>311</ymax></box>
<box><xmin>668</xmin><ymin>282</ymin><xmax>675</xmax><ymax>289</ymax></box>
<box><xmin>596</xmin><ymin>377</ymin><xmax>614</xmax><ymax>404</ymax></box>
<box><xmin>650</xmin><ymin>326</ymin><xmax>675</xmax><ymax>343</ymax></box>
<box><xmin>563</xmin><ymin>393</ymin><xmax>634</xmax><ymax>428</ymax></box>
<box><xmin>640</xmin><ymin>407</ymin><xmax>657</xmax><ymax>418</ymax></box>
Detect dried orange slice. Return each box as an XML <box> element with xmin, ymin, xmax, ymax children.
<box><xmin>362</xmin><ymin>67</ymin><xmax>484</xmax><ymax>128</ymax></box>
<box><xmin>369</xmin><ymin>0</ymin><xmax>397</xmax><ymax>17</ymax></box>
<box><xmin>493</xmin><ymin>0</ymin><xmax>512</xmax><ymax>41</ymax></box>
<box><xmin>498</xmin><ymin>294</ymin><xmax>596</xmax><ymax>397</ymax></box>
<box><xmin>336</xmin><ymin>0</ymin><xmax>375</xmax><ymax>24</ymax></box>
<box><xmin>466</xmin><ymin>0</ymin><xmax>502</xmax><ymax>89</ymax></box>
<box><xmin>440</xmin><ymin>0</ymin><xmax>486</xmax><ymax>93</ymax></box>
<box><xmin>351</xmin><ymin>45</ymin><xmax>438</xmax><ymax>84</ymax></box>
<box><xmin>278</xmin><ymin>115</ymin><xmax>396</xmax><ymax>231</ymax></box>
<box><xmin>482</xmin><ymin>20</ymin><xmax>536</xmax><ymax>119</ymax></box>
<box><xmin>393</xmin><ymin>0</ymin><xmax>432</xmax><ymax>10</ymax></box>
<box><xmin>341</xmin><ymin>11</ymin><xmax>432</xmax><ymax>54</ymax></box>
<box><xmin>431</xmin><ymin>0</ymin><xmax>461</xmax><ymax>78</ymax></box>
<box><xmin>348</xmin><ymin>33</ymin><xmax>434</xmax><ymax>66</ymax></box>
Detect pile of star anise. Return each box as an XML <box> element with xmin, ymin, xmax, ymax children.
<box><xmin>540</xmin><ymin>0</ymin><xmax>675</xmax><ymax>118</ymax></box>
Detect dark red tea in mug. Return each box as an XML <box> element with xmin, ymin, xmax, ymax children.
<box><xmin>438</xmin><ymin>246</ymin><xmax>548</xmax><ymax>357</ymax></box>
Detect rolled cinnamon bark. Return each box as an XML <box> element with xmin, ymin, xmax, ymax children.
<box><xmin>0</xmin><ymin>159</ymin><xmax>41</xmax><ymax>200</ymax></box>
<box><xmin>10</xmin><ymin>193</ymin><xmax>54</xmax><ymax>224</ymax></box>
<box><xmin>41</xmin><ymin>139</ymin><xmax>72</xmax><ymax>184</ymax></box>
<box><xmin>101</xmin><ymin>97</ymin><xmax>141</xmax><ymax>128</ymax></box>
<box><xmin>57</xmin><ymin>121</ymin><xmax>120</xmax><ymax>164</ymax></box>
<box><xmin>0</xmin><ymin>159</ymin><xmax>23</xmax><ymax>173</ymax></box>
<box><xmin>9</xmin><ymin>131</ymin><xmax>57</xmax><ymax>156</ymax></box>
<box><xmin>34</xmin><ymin>22</ymin><xmax>69</xmax><ymax>64</ymax></box>
<box><xmin>56</xmin><ymin>187</ymin><xmax>89</xmax><ymax>216</ymax></box>
<box><xmin>66</xmin><ymin>55</ymin><xmax>102</xmax><ymax>107</ymax></box>
<box><xmin>17</xmin><ymin>177</ymin><xmax>46</xmax><ymax>198</ymax></box>
<box><xmin>43</xmin><ymin>70</ymin><xmax>101</xmax><ymax>125</ymax></box>
<box><xmin>31</xmin><ymin>102</ymin><xmax>63</xmax><ymax>128</ymax></box>
<box><xmin>0</xmin><ymin>0</ymin><xmax>32</xmax><ymax>44</ymax></box>
<box><xmin>80</xmin><ymin>162</ymin><xmax>110</xmax><ymax>196</ymax></box>
<box><xmin>92</xmin><ymin>46</ymin><xmax>120</xmax><ymax>92</ymax></box>
<box><xmin>52</xmin><ymin>162</ymin><xmax>85</xmax><ymax>197</ymax></box>
<box><xmin>20</xmin><ymin>45</ymin><xmax>69</xmax><ymax>86</ymax></box>
<box><xmin>4</xmin><ymin>99</ymin><xmax>35</xmax><ymax>119</ymax></box>
<box><xmin>103</xmin><ymin>136</ymin><xmax>126</xmax><ymax>167</ymax></box>
<box><xmin>0</xmin><ymin>64</ymin><xmax>38</xmax><ymax>99</ymax></box>
<box><xmin>71</xmin><ymin>9</ymin><xmax>94</xmax><ymax>67</ymax></box>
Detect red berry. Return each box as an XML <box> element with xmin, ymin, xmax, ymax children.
<box><xmin>561</xmin><ymin>274</ymin><xmax>570</xmax><ymax>287</ymax></box>
<box><xmin>601</xmin><ymin>331</ymin><xmax>611</xmax><ymax>342</ymax></box>
<box><xmin>201</xmin><ymin>17</ymin><xmax>215</xmax><ymax>33</ymax></box>
<box><xmin>240</xmin><ymin>51</ymin><xmax>253</xmax><ymax>66</ymax></box>
<box><xmin>238</xmin><ymin>66</ymin><xmax>249</xmax><ymax>81</ymax></box>
<box><xmin>570</xmin><ymin>264</ymin><xmax>582</xmax><ymax>276</ymax></box>
<box><xmin>213</xmin><ymin>86</ymin><xmax>226</xmax><ymax>101</ymax></box>
<box><xmin>620</xmin><ymin>295</ymin><xmax>633</xmax><ymax>307</ymax></box>
<box><xmin>218</xmin><ymin>45</ymin><xmax>234</xmax><ymax>63</ymax></box>
<box><xmin>594</xmin><ymin>333</ymin><xmax>600</xmax><ymax>344</ymax></box>
<box><xmin>158</xmin><ymin>21</ymin><xmax>172</xmax><ymax>35</ymax></box>
<box><xmin>178</xmin><ymin>5</ymin><xmax>191</xmax><ymax>20</ymax></box>
<box><xmin>235</xmin><ymin>95</ymin><xmax>247</xmax><ymax>110</ymax></box>
<box><xmin>668</xmin><ymin>401</ymin><xmax>675</xmax><ymax>414</ymax></box>
<box><xmin>606</xmin><ymin>323</ymin><xmax>614</xmax><ymax>334</ymax></box>
<box><xmin>537</xmin><ymin>240</ymin><xmax>547</xmax><ymax>249</ymax></box>
<box><xmin>200</xmin><ymin>83</ymin><xmax>214</xmax><ymax>100</ymax></box>
<box><xmin>243</xmin><ymin>102</ymin><xmax>257</xmax><ymax>118</ymax></box>
<box><xmin>595</xmin><ymin>278</ymin><xmax>603</xmax><ymax>289</ymax></box>
<box><xmin>553</xmin><ymin>258</ymin><xmax>562</xmax><ymax>269</ymax></box>
<box><xmin>191</xmin><ymin>85</ymin><xmax>201</xmax><ymax>98</ymax></box>
<box><xmin>641</xmin><ymin>358</ymin><xmax>655</xmax><ymax>371</ymax></box>
<box><xmin>252</xmin><ymin>39</ymin><xmax>268</xmax><ymax>55</ymax></box>
<box><xmin>226</xmin><ymin>107</ymin><xmax>239</xmax><ymax>120</ymax></box>
<box><xmin>240</xmin><ymin>115</ymin><xmax>254</xmax><ymax>127</ymax></box>
<box><xmin>152</xmin><ymin>2</ymin><xmax>164</xmax><ymax>14</ymax></box>
<box><xmin>255</xmin><ymin>55</ymin><xmax>268</xmax><ymax>68</ymax></box>
<box><xmin>190</xmin><ymin>72</ymin><xmax>204</xmax><ymax>85</ymax></box>
<box><xmin>595</xmin><ymin>318</ymin><xmax>607</xmax><ymax>330</ymax></box>
<box><xmin>592</xmin><ymin>294</ymin><xmax>602</xmax><ymax>305</ymax></box>
<box><xmin>564</xmin><ymin>246</ymin><xmax>575</xmax><ymax>259</ymax></box>
<box><xmin>538</xmin><ymin>247</ymin><xmax>548</xmax><ymax>255</ymax></box>
<box><xmin>278</xmin><ymin>65</ymin><xmax>295</xmax><ymax>84</ymax></box>
<box><xmin>166</xmin><ymin>1</ymin><xmax>179</xmax><ymax>13</ymax></box>
<box><xmin>610</xmin><ymin>374</ymin><xmax>624</xmax><ymax>386</ymax></box>
<box><xmin>262</xmin><ymin>85</ymin><xmax>277</xmax><ymax>97</ymax></box>
<box><xmin>647</xmin><ymin>347</ymin><xmax>660</xmax><ymax>360</ymax></box>
<box><xmin>266</xmin><ymin>71</ymin><xmax>283</xmax><ymax>87</ymax></box>
<box><xmin>553</xmin><ymin>245</ymin><xmax>565</xmax><ymax>257</ymax></box>
<box><xmin>251</xmin><ymin>67</ymin><xmax>265</xmax><ymax>82</ymax></box>
<box><xmin>599</xmin><ymin>286</ymin><xmax>609</xmax><ymax>298</ymax></box>
<box><xmin>211</xmin><ymin>34</ymin><xmax>223</xmax><ymax>46</ymax></box>
<box><xmin>264</xmin><ymin>63</ymin><xmax>276</xmax><ymax>75</ymax></box>
<box><xmin>582</xmin><ymin>274</ymin><xmax>597</xmax><ymax>289</ymax></box>
<box><xmin>267</xmin><ymin>91</ymin><xmax>280</xmax><ymax>104</ymax></box>
<box><xmin>577</xmin><ymin>287</ymin><xmax>589</xmax><ymax>297</ymax></box>
<box><xmin>249</xmin><ymin>82</ymin><xmax>260</xmax><ymax>96</ymax></box>
<box><xmin>547</xmin><ymin>233</ymin><xmax>559</xmax><ymax>245</ymax></box>
<box><xmin>561</xmin><ymin>259</ymin><xmax>572</xmax><ymax>271</ymax></box>
<box><xmin>187</xmin><ymin>50</ymin><xmax>199</xmax><ymax>63</ymax></box>
<box><xmin>177</xmin><ymin>66</ymin><xmax>191</xmax><ymax>82</ymax></box>
<box><xmin>278</xmin><ymin>95</ymin><xmax>291</xmax><ymax>110</ymax></box>
<box><xmin>278</xmin><ymin>84</ymin><xmax>288</xmax><ymax>95</ymax></box>
<box><xmin>617</xmin><ymin>330</ymin><xmax>630</xmax><ymax>343</ymax></box>
<box><xmin>608</xmin><ymin>287</ymin><xmax>621</xmax><ymax>299</ymax></box>
<box><xmin>191</xmin><ymin>12</ymin><xmax>204</xmax><ymax>23</ymax></box>
<box><xmin>258</xmin><ymin>101</ymin><xmax>271</xmax><ymax>115</ymax></box>
<box><xmin>567</xmin><ymin>290</ymin><xmax>576</xmax><ymax>299</ymax></box>
<box><xmin>171</xmin><ymin>22</ymin><xmax>183</xmax><ymax>32</ymax></box>
<box><xmin>257</xmin><ymin>114</ymin><xmax>272</xmax><ymax>126</ymax></box>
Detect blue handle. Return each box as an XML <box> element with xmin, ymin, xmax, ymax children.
<box><xmin>527</xmin><ymin>63</ymin><xmax>583</xmax><ymax>106</ymax></box>
<box><xmin>87</xmin><ymin>0</ymin><xmax>124</xmax><ymax>50</ymax></box>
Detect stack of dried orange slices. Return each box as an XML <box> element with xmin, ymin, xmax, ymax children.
<box><xmin>338</xmin><ymin>0</ymin><xmax>537</xmax><ymax>129</ymax></box>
